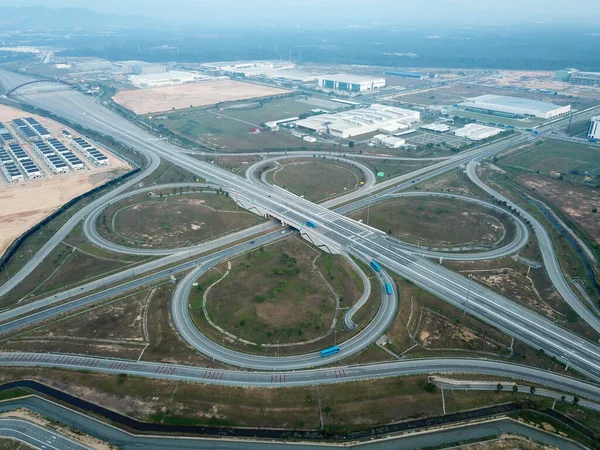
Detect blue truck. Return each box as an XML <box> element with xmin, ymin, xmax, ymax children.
<box><xmin>370</xmin><ymin>261</ymin><xmax>381</xmax><ymax>272</ymax></box>
<box><xmin>306</xmin><ymin>220</ymin><xmax>317</xmax><ymax>229</ymax></box>
<box><xmin>385</xmin><ymin>282</ymin><xmax>393</xmax><ymax>295</ymax></box>
<box><xmin>321</xmin><ymin>346</ymin><xmax>340</xmax><ymax>357</ymax></box>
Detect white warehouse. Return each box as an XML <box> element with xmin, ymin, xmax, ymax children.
<box><xmin>129</xmin><ymin>71</ymin><xmax>210</xmax><ymax>88</ymax></box>
<box><xmin>454</xmin><ymin>124</ymin><xmax>503</xmax><ymax>141</ymax></box>
<box><xmin>588</xmin><ymin>116</ymin><xmax>600</xmax><ymax>140</ymax></box>
<box><xmin>295</xmin><ymin>104</ymin><xmax>420</xmax><ymax>139</ymax></box>
<box><xmin>319</xmin><ymin>74</ymin><xmax>386</xmax><ymax>92</ymax></box>
<box><xmin>458</xmin><ymin>94</ymin><xmax>571</xmax><ymax>119</ymax></box>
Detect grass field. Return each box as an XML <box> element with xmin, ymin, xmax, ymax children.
<box><xmin>268</xmin><ymin>159</ymin><xmax>365</xmax><ymax>202</ymax></box>
<box><xmin>349</xmin><ymin>197</ymin><xmax>512</xmax><ymax>248</ymax></box>
<box><xmin>0</xmin><ymin>366</ymin><xmax>578</xmax><ymax>435</ymax></box>
<box><xmin>5</xmin><ymin>283</ymin><xmax>226</xmax><ymax>367</ymax></box>
<box><xmin>397</xmin><ymin>83</ymin><xmax>582</xmax><ymax>109</ymax></box>
<box><xmin>501</xmin><ymin>140</ymin><xmax>600</xmax><ymax>177</ymax></box>
<box><xmin>99</xmin><ymin>191</ymin><xmax>262</xmax><ymax>249</ymax></box>
<box><xmin>156</xmin><ymin>109</ymin><xmax>336</xmax><ymax>152</ymax></box>
<box><xmin>350</xmin><ymin>157</ymin><xmax>432</xmax><ymax>181</ymax></box>
<box><xmin>216</xmin><ymin>98</ymin><xmax>316</xmax><ymax>124</ymax></box>
<box><xmin>201</xmin><ymin>237</ymin><xmax>339</xmax><ymax>345</ymax></box>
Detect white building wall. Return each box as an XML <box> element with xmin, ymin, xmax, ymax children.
<box><xmin>589</xmin><ymin>117</ymin><xmax>600</xmax><ymax>139</ymax></box>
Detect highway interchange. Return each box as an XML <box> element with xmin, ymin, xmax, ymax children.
<box><xmin>1</xmin><ymin>70</ymin><xmax>600</xmax><ymax>433</ymax></box>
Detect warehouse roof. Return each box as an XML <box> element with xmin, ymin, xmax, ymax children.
<box><xmin>461</xmin><ymin>94</ymin><xmax>562</xmax><ymax>114</ymax></box>
<box><xmin>320</xmin><ymin>73</ymin><xmax>385</xmax><ymax>84</ymax></box>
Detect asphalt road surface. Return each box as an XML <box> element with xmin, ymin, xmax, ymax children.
<box><xmin>0</xmin><ymin>418</ymin><xmax>92</xmax><ymax>449</ymax></box>
<box><xmin>1</xmin><ymin>71</ymin><xmax>599</xmax><ymax>397</ymax></box>
<box><xmin>0</xmin><ymin>396</ymin><xmax>587</xmax><ymax>450</ymax></box>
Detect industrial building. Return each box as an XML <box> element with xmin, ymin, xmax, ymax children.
<box><xmin>295</xmin><ymin>104</ymin><xmax>420</xmax><ymax>139</ymax></box>
<box><xmin>556</xmin><ymin>68</ymin><xmax>600</xmax><ymax>87</ymax></box>
<box><xmin>128</xmin><ymin>71</ymin><xmax>210</xmax><ymax>88</ymax></box>
<box><xmin>384</xmin><ymin>71</ymin><xmax>437</xmax><ymax>80</ymax></box>
<box><xmin>589</xmin><ymin>117</ymin><xmax>600</xmax><ymax>140</ymax></box>
<box><xmin>419</xmin><ymin>123</ymin><xmax>450</xmax><ymax>133</ymax></box>
<box><xmin>72</xmin><ymin>137</ymin><xmax>110</xmax><ymax>166</ymax></box>
<box><xmin>200</xmin><ymin>61</ymin><xmax>320</xmax><ymax>83</ymax></box>
<box><xmin>458</xmin><ymin>95</ymin><xmax>571</xmax><ymax>119</ymax></box>
<box><xmin>319</xmin><ymin>74</ymin><xmax>386</xmax><ymax>92</ymax></box>
<box><xmin>371</xmin><ymin>134</ymin><xmax>406</xmax><ymax>149</ymax></box>
<box><xmin>454</xmin><ymin>124</ymin><xmax>503</xmax><ymax>141</ymax></box>
<box><xmin>1</xmin><ymin>161</ymin><xmax>23</xmax><ymax>182</ymax></box>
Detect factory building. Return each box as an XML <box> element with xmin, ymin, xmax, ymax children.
<box><xmin>128</xmin><ymin>71</ymin><xmax>207</xmax><ymax>88</ymax></box>
<box><xmin>319</xmin><ymin>74</ymin><xmax>386</xmax><ymax>92</ymax></box>
<box><xmin>458</xmin><ymin>95</ymin><xmax>571</xmax><ymax>119</ymax></box>
<box><xmin>556</xmin><ymin>69</ymin><xmax>600</xmax><ymax>87</ymax></box>
<box><xmin>589</xmin><ymin>117</ymin><xmax>600</xmax><ymax>140</ymax></box>
<box><xmin>372</xmin><ymin>134</ymin><xmax>406</xmax><ymax>148</ymax></box>
<box><xmin>295</xmin><ymin>104</ymin><xmax>420</xmax><ymax>139</ymax></box>
<box><xmin>134</xmin><ymin>64</ymin><xmax>166</xmax><ymax>75</ymax></box>
<box><xmin>384</xmin><ymin>71</ymin><xmax>437</xmax><ymax>80</ymax></box>
<box><xmin>454</xmin><ymin>124</ymin><xmax>502</xmax><ymax>141</ymax></box>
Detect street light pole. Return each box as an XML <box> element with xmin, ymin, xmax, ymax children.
<box><xmin>463</xmin><ymin>273</ymin><xmax>473</xmax><ymax>315</ymax></box>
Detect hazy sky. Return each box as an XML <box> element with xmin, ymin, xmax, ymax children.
<box><xmin>4</xmin><ymin>0</ymin><xmax>600</xmax><ymax>25</ymax></box>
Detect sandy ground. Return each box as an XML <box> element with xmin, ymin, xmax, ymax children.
<box><xmin>0</xmin><ymin>104</ymin><xmax>131</xmax><ymax>257</ymax></box>
<box><xmin>112</xmin><ymin>79</ymin><xmax>289</xmax><ymax>114</ymax></box>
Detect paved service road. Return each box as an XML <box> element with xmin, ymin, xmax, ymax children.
<box><xmin>0</xmin><ymin>418</ymin><xmax>92</xmax><ymax>449</ymax></box>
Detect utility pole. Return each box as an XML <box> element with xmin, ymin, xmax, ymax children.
<box><xmin>463</xmin><ymin>274</ymin><xmax>473</xmax><ymax>315</ymax></box>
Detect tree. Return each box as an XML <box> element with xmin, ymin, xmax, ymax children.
<box><xmin>512</xmin><ymin>385</ymin><xmax>519</xmax><ymax>394</ymax></box>
<box><xmin>496</xmin><ymin>383</ymin><xmax>503</xmax><ymax>393</ymax></box>
<box><xmin>423</xmin><ymin>382</ymin><xmax>437</xmax><ymax>393</ymax></box>
<box><xmin>323</xmin><ymin>406</ymin><xmax>332</xmax><ymax>415</ymax></box>
<box><xmin>348</xmin><ymin>141</ymin><xmax>355</xmax><ymax>148</ymax></box>
<box><xmin>530</xmin><ymin>386</ymin><xmax>536</xmax><ymax>396</ymax></box>
<box><xmin>561</xmin><ymin>395</ymin><xmax>566</xmax><ymax>403</ymax></box>
<box><xmin>593</xmin><ymin>208</ymin><xmax>598</xmax><ymax>213</ymax></box>
<box><xmin>573</xmin><ymin>396</ymin><xmax>580</xmax><ymax>405</ymax></box>
<box><xmin>426</xmin><ymin>142</ymin><xmax>435</xmax><ymax>149</ymax></box>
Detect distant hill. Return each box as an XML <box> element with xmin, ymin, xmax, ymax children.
<box><xmin>0</xmin><ymin>6</ymin><xmax>161</xmax><ymax>30</ymax></box>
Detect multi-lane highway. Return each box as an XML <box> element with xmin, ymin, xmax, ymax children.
<box><xmin>0</xmin><ymin>418</ymin><xmax>92</xmax><ymax>450</ymax></box>
<box><xmin>0</xmin><ymin>70</ymin><xmax>599</xmax><ymax>404</ymax></box>
<box><xmin>2</xmin><ymin>352</ymin><xmax>600</xmax><ymax>402</ymax></box>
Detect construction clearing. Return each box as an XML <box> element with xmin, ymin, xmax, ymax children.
<box><xmin>112</xmin><ymin>80</ymin><xmax>290</xmax><ymax>114</ymax></box>
<box><xmin>0</xmin><ymin>104</ymin><xmax>131</xmax><ymax>258</ymax></box>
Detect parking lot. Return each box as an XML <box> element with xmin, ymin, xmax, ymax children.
<box><xmin>404</xmin><ymin>131</ymin><xmax>470</xmax><ymax>147</ymax></box>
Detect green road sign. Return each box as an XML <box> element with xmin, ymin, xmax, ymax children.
<box><xmin>377</xmin><ymin>172</ymin><xmax>385</xmax><ymax>177</ymax></box>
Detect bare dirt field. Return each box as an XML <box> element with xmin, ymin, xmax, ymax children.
<box><xmin>112</xmin><ymin>80</ymin><xmax>289</xmax><ymax>114</ymax></box>
<box><xmin>0</xmin><ymin>105</ymin><xmax>131</xmax><ymax>258</ymax></box>
<box><xmin>517</xmin><ymin>174</ymin><xmax>600</xmax><ymax>244</ymax></box>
